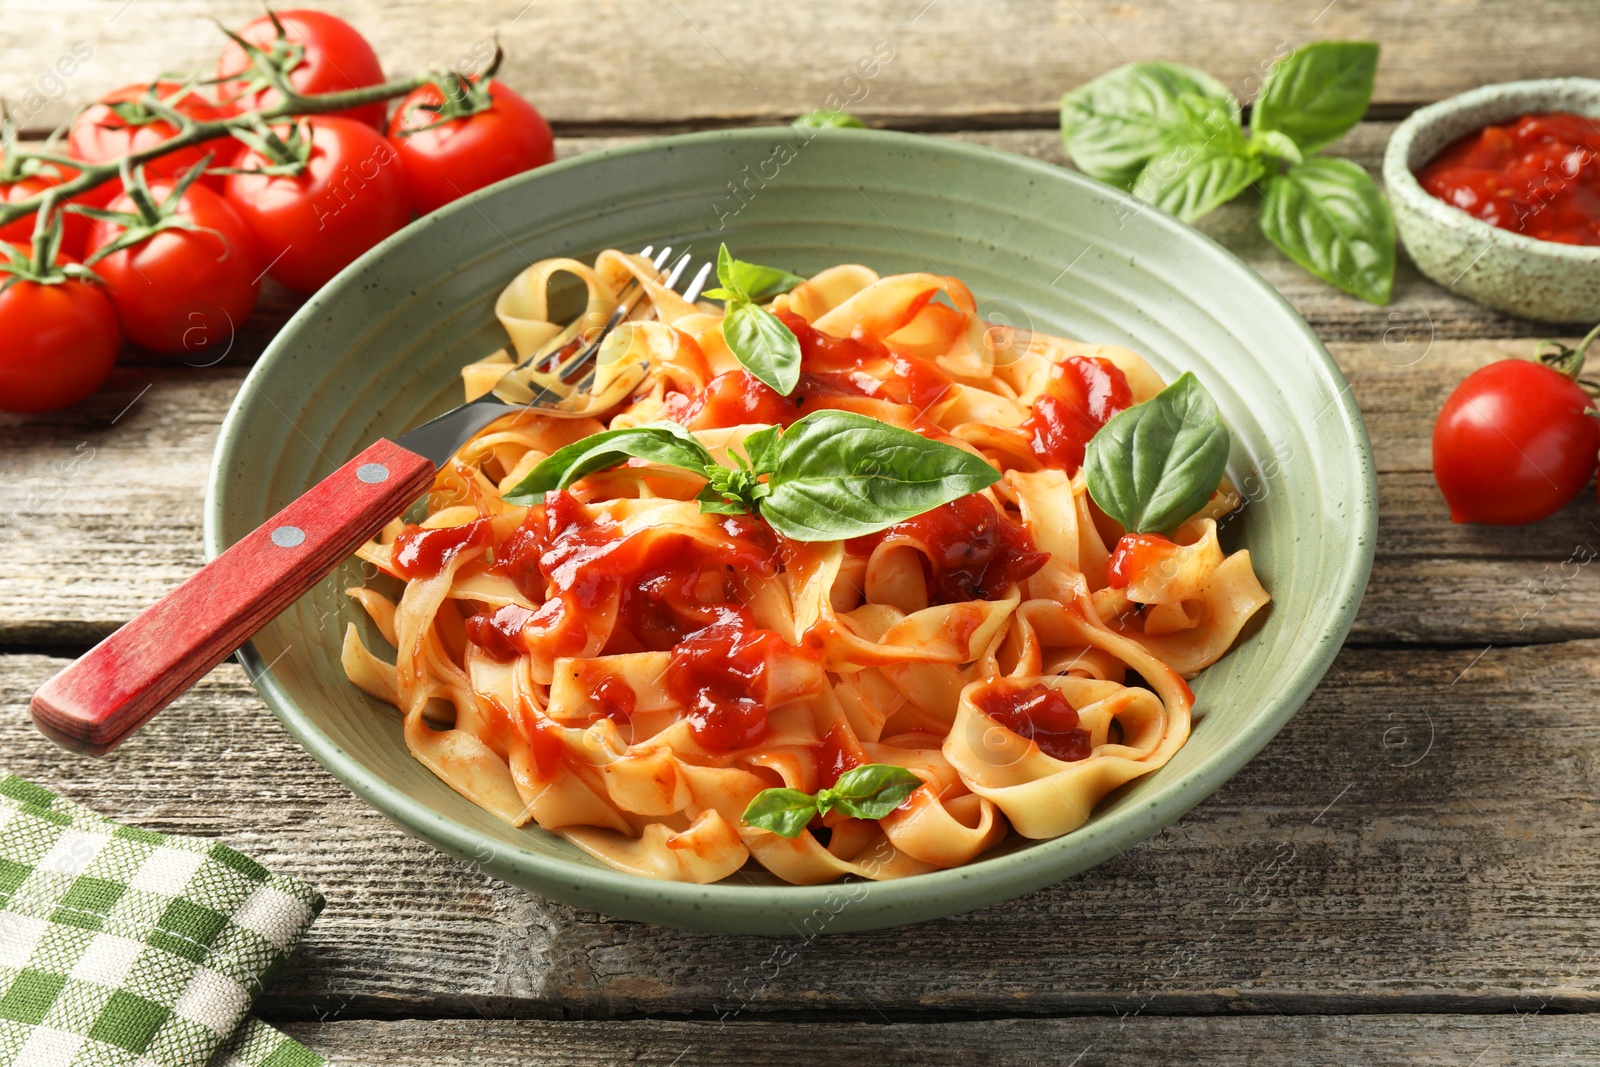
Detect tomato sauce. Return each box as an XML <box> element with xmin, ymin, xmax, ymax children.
<box><xmin>780</xmin><ymin>310</ymin><xmax>953</xmax><ymax>410</ymax></box>
<box><xmin>1416</xmin><ymin>112</ymin><xmax>1600</xmax><ymax>245</ymax></box>
<box><xmin>463</xmin><ymin>603</ymin><xmax>537</xmax><ymax>661</ymax></box>
<box><xmin>392</xmin><ymin>519</ymin><xmax>492</xmax><ymax>579</ymax></box>
<box><xmin>573</xmin><ymin>662</ymin><xmax>637</xmax><ymax>721</ymax></box>
<box><xmin>661</xmin><ymin>312</ymin><xmax>956</xmax><ymax>430</ymax></box>
<box><xmin>814</xmin><ymin>723</ymin><xmax>863</xmax><ymax>790</ymax></box>
<box><xmin>1107</xmin><ymin>532</ymin><xmax>1177</xmax><ymax>590</ymax></box>
<box><xmin>476</xmin><ymin>492</ymin><xmax>778</xmax><ymax>660</ymax></box>
<box><xmin>849</xmin><ymin>492</ymin><xmax>1049</xmax><ymax>603</ymax></box>
<box><xmin>973</xmin><ymin>680</ymin><xmax>1091</xmax><ymax>763</ymax></box>
<box><xmin>665</xmin><ymin>621</ymin><xmax>779</xmax><ymax>752</ymax></box>
<box><xmin>1022</xmin><ymin>356</ymin><xmax>1132</xmax><ymax>472</ymax></box>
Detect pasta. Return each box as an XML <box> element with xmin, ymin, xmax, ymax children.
<box><xmin>341</xmin><ymin>249</ymin><xmax>1270</xmax><ymax>884</ymax></box>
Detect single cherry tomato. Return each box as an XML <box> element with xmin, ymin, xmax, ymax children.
<box><xmin>223</xmin><ymin>117</ymin><xmax>410</xmax><ymax>293</ymax></box>
<box><xmin>67</xmin><ymin>82</ymin><xmax>231</xmax><ymax>201</ymax></box>
<box><xmin>387</xmin><ymin>76</ymin><xmax>553</xmax><ymax>215</ymax></box>
<box><xmin>1433</xmin><ymin>355</ymin><xmax>1600</xmax><ymax>524</ymax></box>
<box><xmin>84</xmin><ymin>180</ymin><xmax>261</xmax><ymax>355</ymax></box>
<box><xmin>216</xmin><ymin>10</ymin><xmax>388</xmax><ymax>128</ymax></box>
<box><xmin>0</xmin><ymin>241</ymin><xmax>120</xmax><ymax>412</ymax></box>
<box><xmin>0</xmin><ymin>170</ymin><xmax>92</xmax><ymax>258</ymax></box>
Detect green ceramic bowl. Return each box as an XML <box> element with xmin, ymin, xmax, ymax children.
<box><xmin>206</xmin><ymin>128</ymin><xmax>1375</xmax><ymax>934</ymax></box>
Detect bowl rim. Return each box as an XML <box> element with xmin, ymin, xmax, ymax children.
<box><xmin>206</xmin><ymin>126</ymin><xmax>1378</xmax><ymax>929</ymax></box>
<box><xmin>1382</xmin><ymin>76</ymin><xmax>1600</xmax><ymax>262</ymax></box>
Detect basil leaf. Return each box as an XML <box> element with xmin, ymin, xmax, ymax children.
<box><xmin>1259</xmin><ymin>157</ymin><xmax>1394</xmax><ymax>305</ymax></box>
<box><xmin>1060</xmin><ymin>62</ymin><xmax>1241</xmax><ymax>189</ymax></box>
<box><xmin>795</xmin><ymin>109</ymin><xmax>866</xmax><ymax>129</ymax></box>
<box><xmin>739</xmin><ymin>424</ymin><xmax>781</xmax><ymax>475</ymax></box>
<box><xmin>740</xmin><ymin>788</ymin><xmax>818</xmax><ymax>838</ymax></box>
<box><xmin>1250</xmin><ymin>128</ymin><xmax>1303</xmax><ymax>166</ymax></box>
<box><xmin>817</xmin><ymin>764</ymin><xmax>924</xmax><ymax>820</ymax></box>
<box><xmin>1084</xmin><ymin>372</ymin><xmax>1230</xmax><ymax>536</ymax></box>
<box><xmin>729</xmin><ymin>263</ymin><xmax>807</xmax><ymax>303</ymax></box>
<box><xmin>1252</xmin><ymin>41</ymin><xmax>1379</xmax><ymax>154</ymax></box>
<box><xmin>502</xmin><ymin>422</ymin><xmax>716</xmax><ymax>503</ymax></box>
<box><xmin>1132</xmin><ymin>144</ymin><xmax>1264</xmax><ymax>223</ymax></box>
<box><xmin>713</xmin><ymin>243</ymin><xmax>748</xmax><ymax>301</ymax></box>
<box><xmin>722</xmin><ymin>299</ymin><xmax>802</xmax><ymax>395</ymax></box>
<box><xmin>758</xmin><ymin>411</ymin><xmax>1000</xmax><ymax>541</ymax></box>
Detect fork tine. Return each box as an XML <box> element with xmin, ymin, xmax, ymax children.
<box><xmin>662</xmin><ymin>252</ymin><xmax>691</xmax><ymax>289</ymax></box>
<box><xmin>547</xmin><ymin>248</ymin><xmax>702</xmax><ymax>386</ymax></box>
<box><xmin>682</xmin><ymin>261</ymin><xmax>713</xmax><ymax>303</ymax></box>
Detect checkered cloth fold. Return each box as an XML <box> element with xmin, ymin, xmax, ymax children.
<box><xmin>0</xmin><ymin>776</ymin><xmax>326</xmax><ymax>1067</ymax></box>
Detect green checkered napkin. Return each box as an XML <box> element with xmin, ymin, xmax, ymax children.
<box><xmin>0</xmin><ymin>776</ymin><xmax>325</xmax><ymax>1067</ymax></box>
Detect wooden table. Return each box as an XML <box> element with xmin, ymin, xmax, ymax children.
<box><xmin>5</xmin><ymin>3</ymin><xmax>1600</xmax><ymax>1062</ymax></box>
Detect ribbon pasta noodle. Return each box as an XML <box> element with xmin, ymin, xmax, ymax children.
<box><xmin>342</xmin><ymin>250</ymin><xmax>1270</xmax><ymax>884</ymax></box>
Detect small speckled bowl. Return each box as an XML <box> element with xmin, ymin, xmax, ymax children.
<box><xmin>1384</xmin><ymin>78</ymin><xmax>1600</xmax><ymax>323</ymax></box>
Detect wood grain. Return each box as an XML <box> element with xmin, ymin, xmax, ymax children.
<box><xmin>1</xmin><ymin>1</ymin><xmax>1594</xmax><ymax>133</ymax></box>
<box><xmin>274</xmin><ymin>1015</ymin><xmax>1600</xmax><ymax>1066</ymax></box>
<box><xmin>4</xmin><ymin>639</ymin><xmax>1598</xmax><ymax>1017</ymax></box>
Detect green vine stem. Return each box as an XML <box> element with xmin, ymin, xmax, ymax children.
<box><xmin>1535</xmin><ymin>322</ymin><xmax>1600</xmax><ymax>383</ymax></box>
<box><xmin>0</xmin><ymin>73</ymin><xmax>435</xmax><ymax>229</ymax></box>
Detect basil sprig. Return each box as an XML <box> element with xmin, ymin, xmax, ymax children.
<box><xmin>502</xmin><ymin>409</ymin><xmax>1001</xmax><ymax>542</ymax></box>
<box><xmin>741</xmin><ymin>763</ymin><xmax>925</xmax><ymax>837</ymax></box>
<box><xmin>1084</xmin><ymin>372</ymin><xmax>1229</xmax><ymax>536</ymax></box>
<box><xmin>704</xmin><ymin>244</ymin><xmax>804</xmax><ymax>394</ymax></box>
<box><xmin>1260</xmin><ymin>156</ymin><xmax>1395</xmax><ymax>307</ymax></box>
<box><xmin>1060</xmin><ymin>42</ymin><xmax>1393</xmax><ymax>305</ymax></box>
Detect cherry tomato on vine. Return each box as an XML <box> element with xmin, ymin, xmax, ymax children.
<box><xmin>66</xmin><ymin>82</ymin><xmax>231</xmax><ymax>201</ymax></box>
<box><xmin>1433</xmin><ymin>343</ymin><xmax>1600</xmax><ymax>525</ymax></box>
<box><xmin>0</xmin><ymin>240</ymin><xmax>120</xmax><ymax>413</ymax></box>
<box><xmin>223</xmin><ymin>116</ymin><xmax>410</xmax><ymax>293</ymax></box>
<box><xmin>387</xmin><ymin>75</ymin><xmax>553</xmax><ymax>215</ymax></box>
<box><xmin>0</xmin><ymin>169</ymin><xmax>91</xmax><ymax>258</ymax></box>
<box><xmin>216</xmin><ymin>10</ymin><xmax>388</xmax><ymax>128</ymax></box>
<box><xmin>84</xmin><ymin>177</ymin><xmax>261</xmax><ymax>355</ymax></box>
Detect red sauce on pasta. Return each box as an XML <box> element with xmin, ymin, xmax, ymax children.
<box><xmin>849</xmin><ymin>493</ymin><xmax>1049</xmax><ymax>603</ymax></box>
<box><xmin>674</xmin><ymin>369</ymin><xmax>805</xmax><ymax>429</ymax></box>
<box><xmin>1416</xmin><ymin>112</ymin><xmax>1600</xmax><ymax>245</ymax></box>
<box><xmin>1107</xmin><ymin>532</ymin><xmax>1178</xmax><ymax>590</ymax></box>
<box><xmin>1023</xmin><ymin>356</ymin><xmax>1132</xmax><ymax>472</ymax></box>
<box><xmin>815</xmin><ymin>723</ymin><xmax>863</xmax><ymax>790</ymax></box>
<box><xmin>392</xmin><ymin>518</ymin><xmax>492</xmax><ymax>579</ymax></box>
<box><xmin>973</xmin><ymin>680</ymin><xmax>1091</xmax><ymax>763</ymax></box>
<box><xmin>667</xmin><ymin>621</ymin><xmax>778</xmax><ymax>752</ymax></box>
<box><xmin>574</xmin><ymin>662</ymin><xmax>636</xmax><ymax>721</ymax></box>
<box><xmin>464</xmin><ymin>603</ymin><xmax>537</xmax><ymax>661</ymax></box>
<box><xmin>782</xmin><ymin>310</ymin><xmax>952</xmax><ymax>410</ymax></box>
<box><xmin>529</xmin><ymin>722</ymin><xmax>568</xmax><ymax>778</ymax></box>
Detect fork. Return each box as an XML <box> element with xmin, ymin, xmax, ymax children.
<box><xmin>31</xmin><ymin>247</ymin><xmax>710</xmax><ymax>756</ymax></box>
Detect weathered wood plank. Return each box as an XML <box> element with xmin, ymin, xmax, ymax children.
<box><xmin>273</xmin><ymin>1015</ymin><xmax>1600</xmax><ymax>1066</ymax></box>
<box><xmin>1</xmin><ymin>1</ymin><xmax>1593</xmax><ymax>132</ymax></box>
<box><xmin>4</xmin><ymin>638</ymin><xmax>1600</xmax><ymax>1016</ymax></box>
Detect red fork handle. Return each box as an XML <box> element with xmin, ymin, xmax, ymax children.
<box><xmin>31</xmin><ymin>439</ymin><xmax>436</xmax><ymax>756</ymax></box>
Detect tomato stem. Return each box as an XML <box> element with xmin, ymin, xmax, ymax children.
<box><xmin>1536</xmin><ymin>322</ymin><xmax>1600</xmax><ymax>381</ymax></box>
<box><xmin>0</xmin><ymin>69</ymin><xmax>435</xmax><ymax>229</ymax></box>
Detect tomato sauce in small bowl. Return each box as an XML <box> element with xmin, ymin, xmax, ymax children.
<box><xmin>1416</xmin><ymin>112</ymin><xmax>1600</xmax><ymax>246</ymax></box>
<box><xmin>1383</xmin><ymin>78</ymin><xmax>1600</xmax><ymax>323</ymax></box>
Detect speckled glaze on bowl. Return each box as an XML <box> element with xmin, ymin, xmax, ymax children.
<box><xmin>205</xmin><ymin>128</ymin><xmax>1376</xmax><ymax>934</ymax></box>
<box><xmin>1384</xmin><ymin>78</ymin><xmax>1600</xmax><ymax>323</ymax></box>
